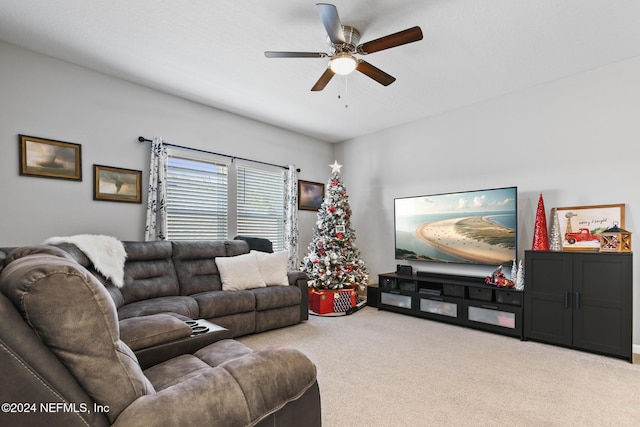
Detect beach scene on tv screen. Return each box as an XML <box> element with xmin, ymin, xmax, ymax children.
<box><xmin>395</xmin><ymin>188</ymin><xmax>517</xmax><ymax>265</ymax></box>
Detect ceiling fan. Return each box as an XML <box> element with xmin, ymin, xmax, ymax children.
<box><xmin>265</xmin><ymin>3</ymin><xmax>423</xmax><ymax>91</ymax></box>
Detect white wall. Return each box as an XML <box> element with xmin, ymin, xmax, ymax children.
<box><xmin>2</xmin><ymin>40</ymin><xmax>638</xmax><ymax>349</ymax></box>
<box><xmin>0</xmin><ymin>41</ymin><xmax>333</xmax><ymax>258</ymax></box>
<box><xmin>336</xmin><ymin>56</ymin><xmax>640</xmax><ymax>348</ymax></box>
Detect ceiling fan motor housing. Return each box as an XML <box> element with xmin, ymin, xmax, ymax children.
<box><xmin>328</xmin><ymin>25</ymin><xmax>361</xmax><ymax>55</ymax></box>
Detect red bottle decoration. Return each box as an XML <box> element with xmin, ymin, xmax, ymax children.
<box><xmin>532</xmin><ymin>193</ymin><xmax>549</xmax><ymax>251</ymax></box>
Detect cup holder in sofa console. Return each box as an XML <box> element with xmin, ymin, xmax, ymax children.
<box><xmin>190</xmin><ymin>325</ymin><xmax>209</xmax><ymax>335</ymax></box>
<box><xmin>185</xmin><ymin>320</ymin><xmax>216</xmax><ymax>336</ymax></box>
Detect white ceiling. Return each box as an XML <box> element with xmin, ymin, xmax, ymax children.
<box><xmin>1</xmin><ymin>0</ymin><xmax>639</xmax><ymax>143</ymax></box>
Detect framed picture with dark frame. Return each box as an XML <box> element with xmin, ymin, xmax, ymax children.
<box><xmin>554</xmin><ymin>203</ymin><xmax>625</xmax><ymax>251</ymax></box>
<box><xmin>19</xmin><ymin>135</ymin><xmax>82</xmax><ymax>181</ymax></box>
<box><xmin>93</xmin><ymin>164</ymin><xmax>142</xmax><ymax>203</ymax></box>
<box><xmin>298</xmin><ymin>180</ymin><xmax>325</xmax><ymax>211</ymax></box>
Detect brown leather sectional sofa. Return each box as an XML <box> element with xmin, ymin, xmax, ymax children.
<box><xmin>0</xmin><ymin>240</ymin><xmax>320</xmax><ymax>426</ymax></box>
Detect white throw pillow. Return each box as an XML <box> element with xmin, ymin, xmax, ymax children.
<box><xmin>252</xmin><ymin>250</ymin><xmax>289</xmax><ymax>286</ymax></box>
<box><xmin>215</xmin><ymin>252</ymin><xmax>266</xmax><ymax>291</ymax></box>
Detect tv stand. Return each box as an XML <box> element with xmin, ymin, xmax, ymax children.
<box><xmin>377</xmin><ymin>271</ymin><xmax>523</xmax><ymax>339</ymax></box>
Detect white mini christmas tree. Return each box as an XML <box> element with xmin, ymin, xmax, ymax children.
<box><xmin>515</xmin><ymin>259</ymin><xmax>525</xmax><ymax>290</ymax></box>
<box><xmin>549</xmin><ymin>207</ymin><xmax>563</xmax><ymax>251</ymax></box>
<box><xmin>510</xmin><ymin>259</ymin><xmax>517</xmax><ymax>282</ymax></box>
<box><xmin>301</xmin><ymin>161</ymin><xmax>368</xmax><ymax>290</ymax></box>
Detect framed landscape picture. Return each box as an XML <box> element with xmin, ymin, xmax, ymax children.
<box><xmin>93</xmin><ymin>165</ymin><xmax>142</xmax><ymax>203</ymax></box>
<box><xmin>298</xmin><ymin>180</ymin><xmax>324</xmax><ymax>211</ymax></box>
<box><xmin>554</xmin><ymin>203</ymin><xmax>625</xmax><ymax>251</ymax></box>
<box><xmin>19</xmin><ymin>135</ymin><xmax>82</xmax><ymax>181</ymax></box>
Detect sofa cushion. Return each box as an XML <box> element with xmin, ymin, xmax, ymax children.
<box><xmin>225</xmin><ymin>239</ymin><xmax>250</xmax><ymax>257</ymax></box>
<box><xmin>193</xmin><ymin>290</ymin><xmax>255</xmax><ymax>318</ymax></box>
<box><xmin>209</xmin><ymin>343</ymin><xmax>317</xmax><ymax>424</ymax></box>
<box><xmin>122</xmin><ymin>241</ymin><xmax>179</xmax><ymax>304</ymax></box>
<box><xmin>117</xmin><ymin>339</ymin><xmax>317</xmax><ymax>426</ymax></box>
<box><xmin>117</xmin><ymin>296</ymin><xmax>200</xmax><ymax>320</ymax></box>
<box><xmin>210</xmin><ymin>312</ymin><xmax>256</xmax><ymax>337</ymax></box>
<box><xmin>255</xmin><ymin>306</ymin><xmax>302</xmax><ymax>334</ymax></box>
<box><xmin>215</xmin><ymin>252</ymin><xmax>266</xmax><ymax>291</ymax></box>
<box><xmin>119</xmin><ymin>314</ymin><xmax>193</xmax><ymax>351</ymax></box>
<box><xmin>192</xmin><ymin>338</ymin><xmax>254</xmax><ymax>367</ymax></box>
<box><xmin>252</xmin><ymin>250</ymin><xmax>289</xmax><ymax>286</ymax></box>
<box><xmin>128</xmin><ymin>339</ymin><xmax>317</xmax><ymax>427</ymax></box>
<box><xmin>172</xmin><ymin>241</ymin><xmax>226</xmax><ymax>295</ymax></box>
<box><xmin>251</xmin><ymin>285</ymin><xmax>302</xmax><ymax>311</ymax></box>
<box><xmin>0</xmin><ymin>247</ymin><xmax>155</xmax><ymax>423</ymax></box>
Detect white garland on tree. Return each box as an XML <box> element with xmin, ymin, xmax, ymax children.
<box><xmin>301</xmin><ymin>161</ymin><xmax>369</xmax><ymax>290</ymax></box>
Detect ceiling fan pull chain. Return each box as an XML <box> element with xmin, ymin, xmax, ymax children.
<box><xmin>344</xmin><ymin>75</ymin><xmax>349</xmax><ymax>108</ymax></box>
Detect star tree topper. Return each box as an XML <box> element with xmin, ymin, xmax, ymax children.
<box><xmin>330</xmin><ymin>160</ymin><xmax>343</xmax><ymax>173</ymax></box>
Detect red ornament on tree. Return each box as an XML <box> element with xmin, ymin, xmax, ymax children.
<box><xmin>532</xmin><ymin>193</ymin><xmax>550</xmax><ymax>251</ymax></box>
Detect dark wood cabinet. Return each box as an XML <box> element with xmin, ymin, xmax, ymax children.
<box><xmin>377</xmin><ymin>272</ymin><xmax>523</xmax><ymax>338</ymax></box>
<box><xmin>524</xmin><ymin>251</ymin><xmax>632</xmax><ymax>361</ymax></box>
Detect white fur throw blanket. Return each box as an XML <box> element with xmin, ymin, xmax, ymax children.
<box><xmin>43</xmin><ymin>234</ymin><xmax>127</xmax><ymax>288</ymax></box>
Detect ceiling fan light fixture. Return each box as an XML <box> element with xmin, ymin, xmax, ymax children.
<box><xmin>329</xmin><ymin>55</ymin><xmax>357</xmax><ymax>75</ymax></box>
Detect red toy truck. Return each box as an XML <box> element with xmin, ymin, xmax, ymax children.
<box><xmin>565</xmin><ymin>228</ymin><xmax>600</xmax><ymax>245</ymax></box>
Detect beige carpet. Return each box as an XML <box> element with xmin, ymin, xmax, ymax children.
<box><xmin>239</xmin><ymin>306</ymin><xmax>640</xmax><ymax>427</ymax></box>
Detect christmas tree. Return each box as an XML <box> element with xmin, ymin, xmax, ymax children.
<box><xmin>301</xmin><ymin>161</ymin><xmax>368</xmax><ymax>290</ymax></box>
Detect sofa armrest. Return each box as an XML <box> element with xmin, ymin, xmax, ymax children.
<box><xmin>119</xmin><ymin>314</ymin><xmax>193</xmax><ymax>351</ymax></box>
<box><xmin>287</xmin><ymin>271</ymin><xmax>307</xmax><ymax>288</ymax></box>
<box><xmin>288</xmin><ymin>271</ymin><xmax>309</xmax><ymax>321</ymax></box>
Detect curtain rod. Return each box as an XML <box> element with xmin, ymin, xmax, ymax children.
<box><xmin>138</xmin><ymin>136</ymin><xmax>300</xmax><ymax>172</ymax></box>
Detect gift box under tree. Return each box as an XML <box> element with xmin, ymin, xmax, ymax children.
<box><xmin>309</xmin><ymin>288</ymin><xmax>357</xmax><ymax>314</ymax></box>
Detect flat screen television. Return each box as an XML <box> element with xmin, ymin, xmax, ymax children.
<box><xmin>394</xmin><ymin>186</ymin><xmax>517</xmax><ymax>267</ymax></box>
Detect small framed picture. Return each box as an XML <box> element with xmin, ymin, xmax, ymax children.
<box><xmin>298</xmin><ymin>180</ymin><xmax>325</xmax><ymax>211</ymax></box>
<box><xmin>19</xmin><ymin>135</ymin><xmax>82</xmax><ymax>181</ymax></box>
<box><xmin>93</xmin><ymin>165</ymin><xmax>142</xmax><ymax>203</ymax></box>
<box><xmin>554</xmin><ymin>203</ymin><xmax>625</xmax><ymax>251</ymax></box>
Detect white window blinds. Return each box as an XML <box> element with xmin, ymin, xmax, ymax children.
<box><xmin>166</xmin><ymin>155</ymin><xmax>229</xmax><ymax>240</ymax></box>
<box><xmin>236</xmin><ymin>162</ymin><xmax>285</xmax><ymax>251</ymax></box>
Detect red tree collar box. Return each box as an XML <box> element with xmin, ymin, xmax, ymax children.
<box><xmin>309</xmin><ymin>288</ymin><xmax>357</xmax><ymax>314</ymax></box>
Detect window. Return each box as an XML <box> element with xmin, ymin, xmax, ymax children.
<box><xmin>165</xmin><ymin>152</ymin><xmax>285</xmax><ymax>249</ymax></box>
<box><xmin>166</xmin><ymin>155</ymin><xmax>229</xmax><ymax>240</ymax></box>
<box><xmin>237</xmin><ymin>162</ymin><xmax>285</xmax><ymax>251</ymax></box>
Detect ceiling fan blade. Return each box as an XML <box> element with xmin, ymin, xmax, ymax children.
<box><xmin>316</xmin><ymin>3</ymin><xmax>346</xmax><ymax>44</ymax></box>
<box><xmin>356</xmin><ymin>60</ymin><xmax>396</xmax><ymax>86</ymax></box>
<box><xmin>358</xmin><ymin>26</ymin><xmax>423</xmax><ymax>54</ymax></box>
<box><xmin>265</xmin><ymin>51</ymin><xmax>328</xmax><ymax>58</ymax></box>
<box><xmin>311</xmin><ymin>68</ymin><xmax>335</xmax><ymax>91</ymax></box>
